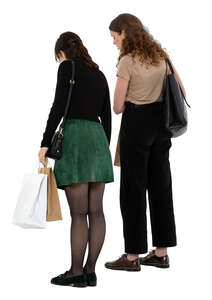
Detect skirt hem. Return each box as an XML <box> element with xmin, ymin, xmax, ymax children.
<box><xmin>57</xmin><ymin>177</ymin><xmax>114</xmax><ymax>190</ymax></box>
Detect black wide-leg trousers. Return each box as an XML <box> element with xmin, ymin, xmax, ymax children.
<box><xmin>119</xmin><ymin>101</ymin><xmax>177</xmax><ymax>254</ymax></box>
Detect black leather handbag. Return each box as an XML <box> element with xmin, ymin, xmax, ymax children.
<box><xmin>46</xmin><ymin>60</ymin><xmax>75</xmax><ymax>160</ymax></box>
<box><xmin>163</xmin><ymin>58</ymin><xmax>190</xmax><ymax>137</ymax></box>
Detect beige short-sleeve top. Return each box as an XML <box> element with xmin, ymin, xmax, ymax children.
<box><xmin>114</xmin><ymin>54</ymin><xmax>171</xmax><ymax>167</ymax></box>
<box><xmin>116</xmin><ymin>54</ymin><xmax>171</xmax><ymax>104</ymax></box>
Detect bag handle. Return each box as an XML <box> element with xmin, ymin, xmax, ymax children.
<box><xmin>164</xmin><ymin>58</ymin><xmax>191</xmax><ymax>108</ymax></box>
<box><xmin>37</xmin><ymin>158</ymin><xmax>51</xmax><ymax>173</ymax></box>
<box><xmin>165</xmin><ymin>58</ymin><xmax>174</xmax><ymax>74</ymax></box>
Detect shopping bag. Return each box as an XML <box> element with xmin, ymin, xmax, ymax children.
<box><xmin>114</xmin><ymin>125</ymin><xmax>121</xmax><ymax>167</ymax></box>
<box><xmin>38</xmin><ymin>158</ymin><xmax>62</xmax><ymax>221</ymax></box>
<box><xmin>12</xmin><ymin>161</ymin><xmax>48</xmax><ymax>228</ymax></box>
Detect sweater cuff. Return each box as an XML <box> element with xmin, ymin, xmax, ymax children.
<box><xmin>40</xmin><ymin>140</ymin><xmax>50</xmax><ymax>148</ymax></box>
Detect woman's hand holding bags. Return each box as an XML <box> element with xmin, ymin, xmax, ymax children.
<box><xmin>12</xmin><ymin>158</ymin><xmax>62</xmax><ymax>229</ymax></box>
<box><xmin>39</xmin><ymin>158</ymin><xmax>62</xmax><ymax>221</ymax></box>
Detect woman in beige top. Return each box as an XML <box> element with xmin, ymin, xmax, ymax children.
<box><xmin>105</xmin><ymin>13</ymin><xmax>186</xmax><ymax>271</ymax></box>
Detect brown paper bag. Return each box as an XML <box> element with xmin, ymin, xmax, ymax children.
<box><xmin>38</xmin><ymin>160</ymin><xmax>62</xmax><ymax>221</ymax></box>
<box><xmin>114</xmin><ymin>127</ymin><xmax>121</xmax><ymax>167</ymax></box>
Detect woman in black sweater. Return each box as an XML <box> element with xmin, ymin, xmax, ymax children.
<box><xmin>38</xmin><ymin>32</ymin><xmax>114</xmax><ymax>287</ymax></box>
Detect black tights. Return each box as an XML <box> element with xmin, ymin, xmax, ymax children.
<box><xmin>64</xmin><ymin>182</ymin><xmax>106</xmax><ymax>276</ymax></box>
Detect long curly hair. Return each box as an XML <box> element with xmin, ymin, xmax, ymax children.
<box><xmin>109</xmin><ymin>13</ymin><xmax>168</xmax><ymax>67</ymax></box>
<box><xmin>55</xmin><ymin>31</ymin><xmax>99</xmax><ymax>69</ymax></box>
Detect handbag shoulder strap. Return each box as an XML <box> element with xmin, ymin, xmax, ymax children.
<box><xmin>59</xmin><ymin>60</ymin><xmax>76</xmax><ymax>130</ymax></box>
<box><xmin>161</xmin><ymin>58</ymin><xmax>168</xmax><ymax>99</ymax></box>
<box><xmin>165</xmin><ymin>57</ymin><xmax>174</xmax><ymax>74</ymax></box>
<box><xmin>164</xmin><ymin>57</ymin><xmax>191</xmax><ymax>108</ymax></box>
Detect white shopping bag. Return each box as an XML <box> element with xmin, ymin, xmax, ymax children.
<box><xmin>12</xmin><ymin>161</ymin><xmax>48</xmax><ymax>228</ymax></box>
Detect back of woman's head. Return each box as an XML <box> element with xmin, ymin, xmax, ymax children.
<box><xmin>109</xmin><ymin>13</ymin><xmax>168</xmax><ymax>66</ymax></box>
<box><xmin>55</xmin><ymin>31</ymin><xmax>99</xmax><ymax>69</ymax></box>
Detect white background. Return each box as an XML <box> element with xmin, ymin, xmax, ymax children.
<box><xmin>1</xmin><ymin>0</ymin><xmax>212</xmax><ymax>299</ymax></box>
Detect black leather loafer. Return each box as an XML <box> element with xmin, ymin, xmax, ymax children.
<box><xmin>84</xmin><ymin>272</ymin><xmax>97</xmax><ymax>286</ymax></box>
<box><xmin>51</xmin><ymin>271</ymin><xmax>87</xmax><ymax>287</ymax></box>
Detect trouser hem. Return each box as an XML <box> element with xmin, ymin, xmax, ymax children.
<box><xmin>125</xmin><ymin>247</ymin><xmax>148</xmax><ymax>254</ymax></box>
<box><xmin>152</xmin><ymin>241</ymin><xmax>177</xmax><ymax>248</ymax></box>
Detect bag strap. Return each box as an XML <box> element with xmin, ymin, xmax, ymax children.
<box><xmin>59</xmin><ymin>60</ymin><xmax>76</xmax><ymax>131</ymax></box>
<box><xmin>160</xmin><ymin>59</ymin><xmax>168</xmax><ymax>100</ymax></box>
<box><xmin>164</xmin><ymin>58</ymin><xmax>191</xmax><ymax>108</ymax></box>
<box><xmin>165</xmin><ymin>57</ymin><xmax>174</xmax><ymax>74</ymax></box>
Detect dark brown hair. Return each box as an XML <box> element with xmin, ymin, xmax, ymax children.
<box><xmin>55</xmin><ymin>31</ymin><xmax>99</xmax><ymax>69</ymax></box>
<box><xmin>109</xmin><ymin>13</ymin><xmax>168</xmax><ymax>67</ymax></box>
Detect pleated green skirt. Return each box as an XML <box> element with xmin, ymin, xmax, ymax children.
<box><xmin>53</xmin><ymin>119</ymin><xmax>114</xmax><ymax>190</ymax></box>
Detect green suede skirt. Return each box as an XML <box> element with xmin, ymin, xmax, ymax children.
<box><xmin>53</xmin><ymin>119</ymin><xmax>114</xmax><ymax>190</ymax></box>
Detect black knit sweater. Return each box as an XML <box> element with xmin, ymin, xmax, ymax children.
<box><xmin>40</xmin><ymin>59</ymin><xmax>112</xmax><ymax>147</ymax></box>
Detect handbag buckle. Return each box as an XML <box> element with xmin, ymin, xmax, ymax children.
<box><xmin>58</xmin><ymin>127</ymin><xmax>63</xmax><ymax>136</ymax></box>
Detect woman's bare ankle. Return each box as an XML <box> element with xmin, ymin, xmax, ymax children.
<box><xmin>127</xmin><ymin>253</ymin><xmax>139</xmax><ymax>261</ymax></box>
<box><xmin>155</xmin><ymin>247</ymin><xmax>167</xmax><ymax>257</ymax></box>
